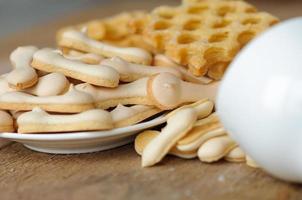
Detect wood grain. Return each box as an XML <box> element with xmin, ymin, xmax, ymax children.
<box><xmin>0</xmin><ymin>0</ymin><xmax>302</xmax><ymax>199</ymax></box>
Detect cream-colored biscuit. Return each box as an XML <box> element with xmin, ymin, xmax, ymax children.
<box><xmin>166</xmin><ymin>99</ymin><xmax>214</xmax><ymax>120</ymax></box>
<box><xmin>31</xmin><ymin>48</ymin><xmax>120</xmax><ymax>88</ymax></box>
<box><xmin>197</xmin><ymin>135</ymin><xmax>237</xmax><ymax>162</ymax></box>
<box><xmin>153</xmin><ymin>54</ymin><xmax>213</xmax><ymax>84</ymax></box>
<box><xmin>0</xmin><ymin>73</ymin><xmax>69</xmax><ymax>97</ymax></box>
<box><xmin>25</xmin><ymin>72</ymin><xmax>69</xmax><ymax>96</ymax></box>
<box><xmin>77</xmin><ymin>72</ymin><xmax>218</xmax><ymax>110</ymax></box>
<box><xmin>58</xmin><ymin>28</ymin><xmax>152</xmax><ymax>65</ymax></box>
<box><xmin>75</xmin><ymin>78</ymin><xmax>152</xmax><ymax>109</ymax></box>
<box><xmin>17</xmin><ymin>107</ymin><xmax>113</xmax><ymax>133</ymax></box>
<box><xmin>142</xmin><ymin>106</ymin><xmax>198</xmax><ymax>167</ymax></box>
<box><xmin>147</xmin><ymin>72</ymin><xmax>219</xmax><ymax>110</ymax></box>
<box><xmin>135</xmin><ymin>130</ymin><xmax>197</xmax><ymax>159</ymax></box>
<box><xmin>176</xmin><ymin>113</ymin><xmax>226</xmax><ymax>151</ymax></box>
<box><xmin>246</xmin><ymin>155</ymin><xmax>259</xmax><ymax>168</ymax></box>
<box><xmin>111</xmin><ymin>104</ymin><xmax>162</xmax><ymax>128</ymax></box>
<box><xmin>0</xmin><ymin>110</ymin><xmax>15</xmax><ymax>132</ymax></box>
<box><xmin>7</xmin><ymin>46</ymin><xmax>39</xmax><ymax>90</ymax></box>
<box><xmin>101</xmin><ymin>57</ymin><xmax>181</xmax><ymax>82</ymax></box>
<box><xmin>64</xmin><ymin>49</ymin><xmax>104</xmax><ymax>64</ymax></box>
<box><xmin>224</xmin><ymin>146</ymin><xmax>246</xmax><ymax>163</ymax></box>
<box><xmin>0</xmin><ymin>75</ymin><xmax>14</xmax><ymax>95</ymax></box>
<box><xmin>0</xmin><ymin>85</ymin><xmax>94</xmax><ymax>113</ymax></box>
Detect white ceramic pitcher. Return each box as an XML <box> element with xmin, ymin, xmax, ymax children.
<box><xmin>217</xmin><ymin>17</ymin><xmax>302</xmax><ymax>182</ymax></box>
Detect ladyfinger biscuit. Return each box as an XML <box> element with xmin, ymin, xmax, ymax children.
<box><xmin>246</xmin><ymin>155</ymin><xmax>259</xmax><ymax>168</ymax></box>
<box><xmin>64</xmin><ymin>49</ymin><xmax>104</xmax><ymax>64</ymax></box>
<box><xmin>176</xmin><ymin>113</ymin><xmax>226</xmax><ymax>151</ymax></box>
<box><xmin>0</xmin><ymin>110</ymin><xmax>15</xmax><ymax>132</ymax></box>
<box><xmin>58</xmin><ymin>28</ymin><xmax>152</xmax><ymax>65</ymax></box>
<box><xmin>0</xmin><ymin>73</ymin><xmax>69</xmax><ymax>97</ymax></box>
<box><xmin>166</xmin><ymin>99</ymin><xmax>214</xmax><ymax>120</ymax></box>
<box><xmin>76</xmin><ymin>77</ymin><xmax>153</xmax><ymax>109</ymax></box>
<box><xmin>147</xmin><ymin>72</ymin><xmax>219</xmax><ymax>110</ymax></box>
<box><xmin>111</xmin><ymin>104</ymin><xmax>162</xmax><ymax>128</ymax></box>
<box><xmin>25</xmin><ymin>72</ymin><xmax>69</xmax><ymax>96</ymax></box>
<box><xmin>153</xmin><ymin>54</ymin><xmax>213</xmax><ymax>84</ymax></box>
<box><xmin>17</xmin><ymin>107</ymin><xmax>113</xmax><ymax>133</ymax></box>
<box><xmin>31</xmin><ymin>48</ymin><xmax>119</xmax><ymax>88</ymax></box>
<box><xmin>224</xmin><ymin>147</ymin><xmax>246</xmax><ymax>163</ymax></box>
<box><xmin>0</xmin><ymin>75</ymin><xmax>14</xmax><ymax>95</ymax></box>
<box><xmin>135</xmin><ymin>130</ymin><xmax>197</xmax><ymax>159</ymax></box>
<box><xmin>0</xmin><ymin>85</ymin><xmax>94</xmax><ymax>113</ymax></box>
<box><xmin>142</xmin><ymin>106</ymin><xmax>198</xmax><ymax>167</ymax></box>
<box><xmin>101</xmin><ymin>57</ymin><xmax>181</xmax><ymax>82</ymax></box>
<box><xmin>197</xmin><ymin>136</ymin><xmax>237</xmax><ymax>163</ymax></box>
<box><xmin>7</xmin><ymin>46</ymin><xmax>39</xmax><ymax>90</ymax></box>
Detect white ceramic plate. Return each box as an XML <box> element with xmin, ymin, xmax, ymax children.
<box><xmin>0</xmin><ymin>115</ymin><xmax>167</xmax><ymax>154</ymax></box>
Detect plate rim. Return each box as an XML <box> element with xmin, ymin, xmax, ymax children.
<box><xmin>0</xmin><ymin>115</ymin><xmax>167</xmax><ymax>141</ymax></box>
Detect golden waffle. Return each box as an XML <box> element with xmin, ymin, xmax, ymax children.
<box><xmin>57</xmin><ymin>11</ymin><xmax>153</xmax><ymax>51</ymax></box>
<box><xmin>143</xmin><ymin>0</ymin><xmax>279</xmax><ymax>79</ymax></box>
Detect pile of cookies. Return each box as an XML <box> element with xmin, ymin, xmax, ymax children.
<box><xmin>0</xmin><ymin>0</ymin><xmax>277</xmax><ymax>167</ymax></box>
<box><xmin>59</xmin><ymin>0</ymin><xmax>278</xmax><ymax>80</ymax></box>
<box><xmin>135</xmin><ymin>99</ymin><xmax>258</xmax><ymax>168</ymax></box>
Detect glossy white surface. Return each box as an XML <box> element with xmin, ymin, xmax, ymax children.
<box><xmin>0</xmin><ymin>115</ymin><xmax>166</xmax><ymax>154</ymax></box>
<box><xmin>217</xmin><ymin>18</ymin><xmax>302</xmax><ymax>182</ymax></box>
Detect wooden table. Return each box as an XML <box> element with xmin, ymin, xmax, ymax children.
<box><xmin>0</xmin><ymin>1</ymin><xmax>302</xmax><ymax>199</ymax></box>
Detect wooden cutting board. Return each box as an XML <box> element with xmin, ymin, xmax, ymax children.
<box><xmin>0</xmin><ymin>1</ymin><xmax>302</xmax><ymax>199</ymax></box>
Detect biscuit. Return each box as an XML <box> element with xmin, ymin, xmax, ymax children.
<box><xmin>57</xmin><ymin>28</ymin><xmax>152</xmax><ymax>65</ymax></box>
<box><xmin>147</xmin><ymin>72</ymin><xmax>219</xmax><ymax>110</ymax></box>
<box><xmin>25</xmin><ymin>72</ymin><xmax>69</xmax><ymax>96</ymax></box>
<box><xmin>64</xmin><ymin>49</ymin><xmax>104</xmax><ymax>64</ymax></box>
<box><xmin>142</xmin><ymin>107</ymin><xmax>198</xmax><ymax>167</ymax></box>
<box><xmin>17</xmin><ymin>107</ymin><xmax>113</xmax><ymax>133</ymax></box>
<box><xmin>75</xmin><ymin>78</ymin><xmax>153</xmax><ymax>109</ymax></box>
<box><xmin>153</xmin><ymin>54</ymin><xmax>213</xmax><ymax>84</ymax></box>
<box><xmin>111</xmin><ymin>104</ymin><xmax>162</xmax><ymax>128</ymax></box>
<box><xmin>0</xmin><ymin>74</ymin><xmax>14</xmax><ymax>95</ymax></box>
<box><xmin>176</xmin><ymin>113</ymin><xmax>226</xmax><ymax>151</ymax></box>
<box><xmin>0</xmin><ymin>110</ymin><xmax>15</xmax><ymax>132</ymax></box>
<box><xmin>31</xmin><ymin>48</ymin><xmax>120</xmax><ymax>88</ymax></box>
<box><xmin>246</xmin><ymin>155</ymin><xmax>259</xmax><ymax>168</ymax></box>
<box><xmin>166</xmin><ymin>99</ymin><xmax>214</xmax><ymax>120</ymax></box>
<box><xmin>0</xmin><ymin>85</ymin><xmax>95</xmax><ymax>113</ymax></box>
<box><xmin>143</xmin><ymin>0</ymin><xmax>279</xmax><ymax>79</ymax></box>
<box><xmin>224</xmin><ymin>146</ymin><xmax>246</xmax><ymax>163</ymax></box>
<box><xmin>0</xmin><ymin>73</ymin><xmax>69</xmax><ymax>97</ymax></box>
<box><xmin>101</xmin><ymin>56</ymin><xmax>181</xmax><ymax>82</ymax></box>
<box><xmin>135</xmin><ymin>130</ymin><xmax>197</xmax><ymax>159</ymax></box>
<box><xmin>6</xmin><ymin>46</ymin><xmax>39</xmax><ymax>90</ymax></box>
<box><xmin>197</xmin><ymin>135</ymin><xmax>237</xmax><ymax>162</ymax></box>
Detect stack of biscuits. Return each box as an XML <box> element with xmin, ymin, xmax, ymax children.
<box><xmin>0</xmin><ymin>0</ymin><xmax>277</xmax><ymax>167</ymax></box>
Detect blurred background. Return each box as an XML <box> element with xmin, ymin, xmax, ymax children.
<box><xmin>0</xmin><ymin>0</ymin><xmax>300</xmax><ymax>38</ymax></box>
<box><xmin>0</xmin><ymin>0</ymin><xmax>301</xmax><ymax>71</ymax></box>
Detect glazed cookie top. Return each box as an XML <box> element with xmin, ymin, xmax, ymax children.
<box><xmin>0</xmin><ymin>110</ymin><xmax>14</xmax><ymax>126</ymax></box>
<box><xmin>0</xmin><ymin>85</ymin><xmax>94</xmax><ymax>105</ymax></box>
<box><xmin>26</xmin><ymin>72</ymin><xmax>69</xmax><ymax>96</ymax></box>
<box><xmin>17</xmin><ymin>107</ymin><xmax>112</xmax><ymax>125</ymax></box>
<box><xmin>75</xmin><ymin>77</ymin><xmax>149</xmax><ymax>100</ymax></box>
<box><xmin>33</xmin><ymin>48</ymin><xmax>120</xmax><ymax>86</ymax></box>
<box><xmin>61</xmin><ymin>29</ymin><xmax>152</xmax><ymax>65</ymax></box>
<box><xmin>111</xmin><ymin>104</ymin><xmax>157</xmax><ymax>123</ymax></box>
<box><xmin>101</xmin><ymin>57</ymin><xmax>181</xmax><ymax>82</ymax></box>
<box><xmin>10</xmin><ymin>46</ymin><xmax>38</xmax><ymax>68</ymax></box>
